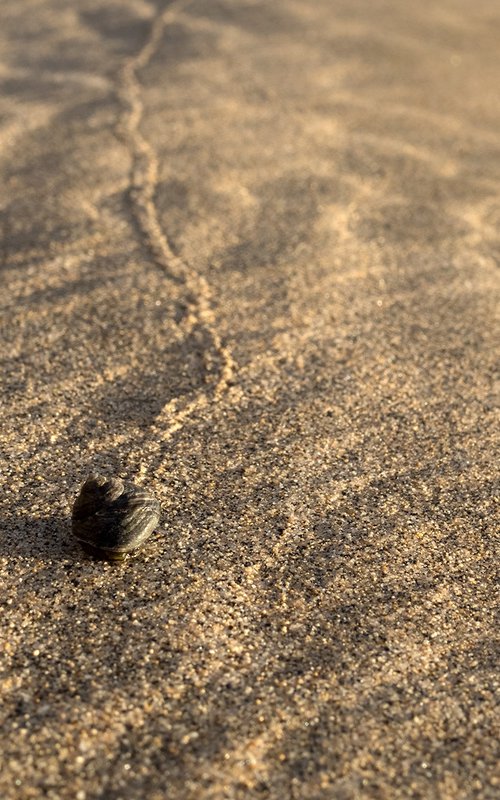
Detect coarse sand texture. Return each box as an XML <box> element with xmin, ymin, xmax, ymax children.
<box><xmin>0</xmin><ymin>1</ymin><xmax>499</xmax><ymax>799</ymax></box>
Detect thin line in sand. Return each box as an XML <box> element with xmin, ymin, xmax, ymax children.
<box><xmin>116</xmin><ymin>0</ymin><xmax>236</xmax><ymax>442</ymax></box>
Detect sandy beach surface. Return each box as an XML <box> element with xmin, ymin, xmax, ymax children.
<box><xmin>0</xmin><ymin>1</ymin><xmax>499</xmax><ymax>797</ymax></box>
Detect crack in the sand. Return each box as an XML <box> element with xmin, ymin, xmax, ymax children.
<box><xmin>116</xmin><ymin>0</ymin><xmax>236</xmax><ymax>443</ymax></box>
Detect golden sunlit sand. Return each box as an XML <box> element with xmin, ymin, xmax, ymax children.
<box><xmin>0</xmin><ymin>1</ymin><xmax>498</xmax><ymax>797</ymax></box>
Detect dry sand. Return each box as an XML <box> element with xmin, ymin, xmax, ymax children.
<box><xmin>0</xmin><ymin>0</ymin><xmax>499</xmax><ymax>797</ymax></box>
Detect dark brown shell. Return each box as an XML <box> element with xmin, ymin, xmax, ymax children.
<box><xmin>71</xmin><ymin>475</ymin><xmax>160</xmax><ymax>561</ymax></box>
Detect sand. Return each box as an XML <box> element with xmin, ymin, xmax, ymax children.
<box><xmin>0</xmin><ymin>0</ymin><xmax>499</xmax><ymax>797</ymax></box>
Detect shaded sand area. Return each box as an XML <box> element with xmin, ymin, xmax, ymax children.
<box><xmin>0</xmin><ymin>0</ymin><xmax>499</xmax><ymax>797</ymax></box>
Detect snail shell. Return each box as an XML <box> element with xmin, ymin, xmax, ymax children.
<box><xmin>72</xmin><ymin>475</ymin><xmax>160</xmax><ymax>561</ymax></box>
